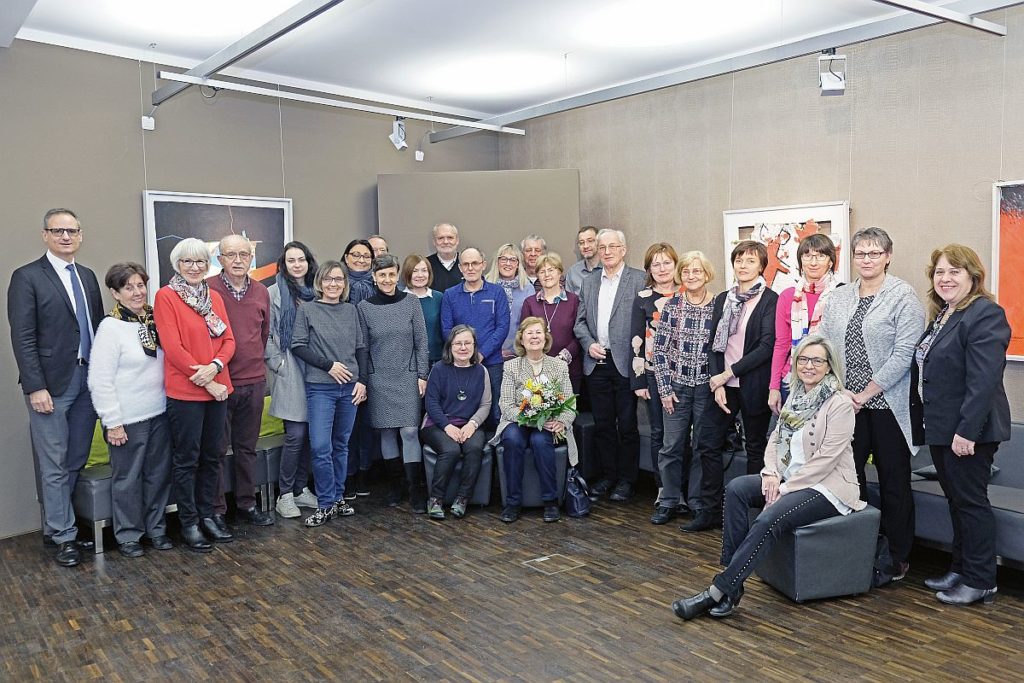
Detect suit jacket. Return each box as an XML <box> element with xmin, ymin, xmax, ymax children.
<box><xmin>8</xmin><ymin>254</ymin><xmax>104</xmax><ymax>396</ymax></box>
<box><xmin>909</xmin><ymin>297</ymin><xmax>1011</xmax><ymax>446</ymax></box>
<box><xmin>573</xmin><ymin>265</ymin><xmax>646</xmax><ymax>378</ymax></box>
<box><xmin>764</xmin><ymin>392</ymin><xmax>866</xmax><ymax>512</ymax></box>
<box><xmin>708</xmin><ymin>287</ymin><xmax>778</xmax><ymax>416</ymax></box>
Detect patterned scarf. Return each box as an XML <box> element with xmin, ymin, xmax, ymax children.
<box><xmin>777</xmin><ymin>372</ymin><xmax>841</xmax><ymax>467</ymax></box>
<box><xmin>497</xmin><ymin>278</ymin><xmax>518</xmax><ymax>306</ymax></box>
<box><xmin>169</xmin><ymin>274</ymin><xmax>227</xmax><ymax>338</ymax></box>
<box><xmin>108</xmin><ymin>302</ymin><xmax>159</xmax><ymax>357</ymax></box>
<box><xmin>711</xmin><ymin>276</ymin><xmax>765</xmax><ymax>353</ymax></box>
<box><xmin>277</xmin><ymin>272</ymin><xmax>315</xmax><ymax>352</ymax></box>
<box><xmin>790</xmin><ymin>271</ymin><xmax>838</xmax><ymax>346</ymax></box>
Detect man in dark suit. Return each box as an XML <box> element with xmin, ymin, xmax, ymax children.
<box><xmin>426</xmin><ymin>222</ymin><xmax>464</xmax><ymax>292</ymax></box>
<box><xmin>574</xmin><ymin>228</ymin><xmax>646</xmax><ymax>502</ymax></box>
<box><xmin>8</xmin><ymin>208</ymin><xmax>104</xmax><ymax>567</ymax></box>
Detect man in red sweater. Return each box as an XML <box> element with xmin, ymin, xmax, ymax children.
<box><xmin>208</xmin><ymin>234</ymin><xmax>274</xmax><ymax>527</ymax></box>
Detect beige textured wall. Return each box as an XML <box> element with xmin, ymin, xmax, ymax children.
<box><xmin>0</xmin><ymin>40</ymin><xmax>498</xmax><ymax>538</ymax></box>
<box><xmin>500</xmin><ymin>8</ymin><xmax>1024</xmax><ymax>417</ymax></box>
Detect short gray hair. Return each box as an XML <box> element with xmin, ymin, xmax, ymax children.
<box><xmin>43</xmin><ymin>208</ymin><xmax>79</xmax><ymax>229</ymax></box>
<box><xmin>851</xmin><ymin>227</ymin><xmax>893</xmax><ymax>254</ymax></box>
<box><xmin>597</xmin><ymin>228</ymin><xmax>626</xmax><ymax>247</ymax></box>
<box><xmin>371</xmin><ymin>253</ymin><xmax>401</xmax><ymax>273</ymax></box>
<box><xmin>169</xmin><ymin>238</ymin><xmax>213</xmax><ymax>274</ymax></box>
<box><xmin>432</xmin><ymin>222</ymin><xmax>459</xmax><ymax>238</ymax></box>
<box><xmin>788</xmin><ymin>334</ymin><xmax>845</xmax><ymax>394</ymax></box>
<box><xmin>520</xmin><ymin>234</ymin><xmax>546</xmax><ymax>252</ymax></box>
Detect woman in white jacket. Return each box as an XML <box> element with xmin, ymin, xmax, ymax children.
<box><xmin>87</xmin><ymin>263</ymin><xmax>171</xmax><ymax>558</ymax></box>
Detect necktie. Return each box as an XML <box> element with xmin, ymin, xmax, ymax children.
<box><xmin>66</xmin><ymin>263</ymin><xmax>92</xmax><ymax>360</ymax></box>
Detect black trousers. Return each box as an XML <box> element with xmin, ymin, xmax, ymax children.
<box><xmin>420</xmin><ymin>425</ymin><xmax>485</xmax><ymax>500</ymax></box>
<box><xmin>694</xmin><ymin>386</ymin><xmax>771</xmax><ymax>514</ymax></box>
<box><xmin>931</xmin><ymin>442</ymin><xmax>999</xmax><ymax>589</ymax></box>
<box><xmin>167</xmin><ymin>398</ymin><xmax>227</xmax><ymax>527</ymax></box>
<box><xmin>852</xmin><ymin>408</ymin><xmax>914</xmax><ymax>564</ymax></box>
<box><xmin>587</xmin><ymin>360</ymin><xmax>640</xmax><ymax>485</ymax></box>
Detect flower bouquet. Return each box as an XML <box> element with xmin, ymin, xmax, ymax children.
<box><xmin>516</xmin><ymin>374</ymin><xmax>577</xmax><ymax>442</ymax></box>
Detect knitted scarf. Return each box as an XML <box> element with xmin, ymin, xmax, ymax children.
<box><xmin>790</xmin><ymin>272</ymin><xmax>838</xmax><ymax>346</ymax></box>
<box><xmin>777</xmin><ymin>373</ymin><xmax>841</xmax><ymax>467</ymax></box>
<box><xmin>108</xmin><ymin>302</ymin><xmax>159</xmax><ymax>357</ymax></box>
<box><xmin>168</xmin><ymin>274</ymin><xmax>227</xmax><ymax>338</ymax></box>
<box><xmin>277</xmin><ymin>272</ymin><xmax>315</xmax><ymax>352</ymax></box>
<box><xmin>711</xmin><ymin>276</ymin><xmax>765</xmax><ymax>353</ymax></box>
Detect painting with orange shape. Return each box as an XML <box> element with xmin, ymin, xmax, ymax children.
<box><xmin>999</xmin><ymin>185</ymin><xmax>1024</xmax><ymax>356</ymax></box>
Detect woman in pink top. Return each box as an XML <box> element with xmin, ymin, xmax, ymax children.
<box><xmin>768</xmin><ymin>234</ymin><xmax>840</xmax><ymax>415</ymax></box>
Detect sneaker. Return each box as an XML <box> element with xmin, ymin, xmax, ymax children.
<box><xmin>543</xmin><ymin>504</ymin><xmax>561</xmax><ymax>523</ymax></box>
<box><xmin>294</xmin><ymin>488</ymin><xmax>319</xmax><ymax>508</ymax></box>
<box><xmin>356</xmin><ymin>470</ymin><xmax>371</xmax><ymax>497</ymax></box>
<box><xmin>427</xmin><ymin>497</ymin><xmax>445</xmax><ymax>520</ymax></box>
<box><xmin>450</xmin><ymin>496</ymin><xmax>468</xmax><ymax>519</ymax></box>
<box><xmin>344</xmin><ymin>477</ymin><xmax>357</xmax><ymax>501</ymax></box>
<box><xmin>332</xmin><ymin>500</ymin><xmax>355</xmax><ymax>517</ymax></box>
<box><xmin>275</xmin><ymin>493</ymin><xmax>300</xmax><ymax>518</ymax></box>
<box><xmin>304</xmin><ymin>507</ymin><xmax>332</xmax><ymax>527</ymax></box>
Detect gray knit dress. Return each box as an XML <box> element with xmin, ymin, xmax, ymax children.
<box><xmin>357</xmin><ymin>292</ymin><xmax>429</xmax><ymax>429</ymax></box>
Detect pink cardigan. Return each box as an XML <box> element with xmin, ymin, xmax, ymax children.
<box><xmin>770</xmin><ymin>286</ymin><xmax>821</xmax><ymax>390</ymax></box>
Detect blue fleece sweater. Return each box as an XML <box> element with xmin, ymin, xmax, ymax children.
<box><xmin>440</xmin><ymin>280</ymin><xmax>510</xmax><ymax>366</ymax></box>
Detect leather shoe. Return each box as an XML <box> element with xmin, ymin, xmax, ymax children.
<box><xmin>681</xmin><ymin>510</ymin><xmax>722</xmax><ymax>532</ymax></box>
<box><xmin>709</xmin><ymin>586</ymin><xmax>744</xmax><ymax>618</ymax></box>
<box><xmin>543</xmin><ymin>504</ymin><xmax>561</xmax><ymax>523</ymax></box>
<box><xmin>201</xmin><ymin>517</ymin><xmax>235</xmax><ymax>543</ymax></box>
<box><xmin>499</xmin><ymin>505</ymin><xmax>520</xmax><ymax>523</ymax></box>
<box><xmin>672</xmin><ymin>590</ymin><xmax>718</xmax><ymax>620</ymax></box>
<box><xmin>237</xmin><ymin>507</ymin><xmax>275</xmax><ymax>527</ymax></box>
<box><xmin>936</xmin><ymin>583</ymin><xmax>997</xmax><ymax>606</ymax></box>
<box><xmin>55</xmin><ymin>541</ymin><xmax>81</xmax><ymax>567</ymax></box>
<box><xmin>118</xmin><ymin>541</ymin><xmax>144</xmax><ymax>558</ymax></box>
<box><xmin>609</xmin><ymin>481</ymin><xmax>634</xmax><ymax>502</ymax></box>
<box><xmin>147</xmin><ymin>535</ymin><xmax>174</xmax><ymax>551</ymax></box>
<box><xmin>589</xmin><ymin>479</ymin><xmax>613</xmax><ymax>501</ymax></box>
<box><xmin>924</xmin><ymin>571</ymin><xmax>962</xmax><ymax>591</ymax></box>
<box><xmin>211</xmin><ymin>514</ymin><xmax>230</xmax><ymax>533</ymax></box>
<box><xmin>181</xmin><ymin>525</ymin><xmax>213</xmax><ymax>553</ymax></box>
<box><xmin>650</xmin><ymin>505</ymin><xmax>678</xmax><ymax>525</ymax></box>
<box><xmin>44</xmin><ymin>536</ymin><xmax>94</xmax><ymax>551</ymax></box>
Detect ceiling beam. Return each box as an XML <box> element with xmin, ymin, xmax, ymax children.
<box><xmin>0</xmin><ymin>0</ymin><xmax>38</xmax><ymax>48</ymax></box>
<box><xmin>157</xmin><ymin>72</ymin><xmax>526</xmax><ymax>135</ymax></box>
<box><xmin>430</xmin><ymin>0</ymin><xmax>1019</xmax><ymax>143</ymax></box>
<box><xmin>871</xmin><ymin>0</ymin><xmax>1006</xmax><ymax>35</ymax></box>
<box><xmin>152</xmin><ymin>0</ymin><xmax>346</xmax><ymax>107</ymax></box>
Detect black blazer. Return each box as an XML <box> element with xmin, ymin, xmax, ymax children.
<box><xmin>708</xmin><ymin>287</ymin><xmax>778</xmax><ymax>416</ymax></box>
<box><xmin>8</xmin><ymin>254</ymin><xmax>104</xmax><ymax>396</ymax></box>
<box><xmin>909</xmin><ymin>297</ymin><xmax>1011</xmax><ymax>446</ymax></box>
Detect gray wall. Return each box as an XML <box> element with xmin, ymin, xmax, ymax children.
<box><xmin>0</xmin><ymin>40</ymin><xmax>498</xmax><ymax>538</ymax></box>
<box><xmin>500</xmin><ymin>7</ymin><xmax>1024</xmax><ymax>417</ymax></box>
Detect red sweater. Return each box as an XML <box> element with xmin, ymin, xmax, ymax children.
<box><xmin>154</xmin><ymin>286</ymin><xmax>235</xmax><ymax>401</ymax></box>
<box><xmin>207</xmin><ymin>275</ymin><xmax>270</xmax><ymax>386</ymax></box>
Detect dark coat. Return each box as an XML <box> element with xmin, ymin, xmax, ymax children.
<box><xmin>8</xmin><ymin>254</ymin><xmax>104</xmax><ymax>395</ymax></box>
<box><xmin>910</xmin><ymin>297</ymin><xmax>1011</xmax><ymax>446</ymax></box>
<box><xmin>708</xmin><ymin>287</ymin><xmax>778</xmax><ymax>417</ymax></box>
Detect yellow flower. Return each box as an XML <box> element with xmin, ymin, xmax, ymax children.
<box><xmin>529</xmin><ymin>394</ymin><xmax>543</xmax><ymax>407</ymax></box>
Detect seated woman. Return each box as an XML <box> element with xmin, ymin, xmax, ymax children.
<box><xmin>494</xmin><ymin>317</ymin><xmax>578</xmax><ymax>524</ymax></box>
<box><xmin>672</xmin><ymin>334</ymin><xmax>865</xmax><ymax>620</ymax></box>
<box><xmin>420</xmin><ymin>325</ymin><xmax>492</xmax><ymax>520</ymax></box>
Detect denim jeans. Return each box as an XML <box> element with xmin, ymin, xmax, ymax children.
<box><xmin>658</xmin><ymin>381</ymin><xmax>711</xmax><ymax>508</ymax></box>
<box><xmin>306</xmin><ymin>382</ymin><xmax>358</xmax><ymax>508</ymax></box>
<box><xmin>501</xmin><ymin>423</ymin><xmax>558</xmax><ymax>506</ymax></box>
<box><xmin>279</xmin><ymin>420</ymin><xmax>311</xmax><ymax>496</ymax></box>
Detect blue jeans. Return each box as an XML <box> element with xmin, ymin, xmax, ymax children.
<box><xmin>501</xmin><ymin>423</ymin><xmax>558</xmax><ymax>506</ymax></box>
<box><xmin>306</xmin><ymin>382</ymin><xmax>358</xmax><ymax>508</ymax></box>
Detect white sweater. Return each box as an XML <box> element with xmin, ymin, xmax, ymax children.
<box><xmin>87</xmin><ymin>317</ymin><xmax>167</xmax><ymax>428</ymax></box>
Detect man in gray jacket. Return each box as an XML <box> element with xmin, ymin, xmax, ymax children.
<box><xmin>574</xmin><ymin>229</ymin><xmax>646</xmax><ymax>502</ymax></box>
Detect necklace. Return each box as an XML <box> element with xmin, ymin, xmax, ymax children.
<box><xmin>542</xmin><ymin>296</ymin><xmax>561</xmax><ymax>328</ymax></box>
<box><xmin>527</xmin><ymin>356</ymin><xmax>545</xmax><ymax>376</ymax></box>
<box><xmin>454</xmin><ymin>364</ymin><xmax>471</xmax><ymax>401</ymax></box>
<box><xmin>684</xmin><ymin>289</ymin><xmax>709</xmax><ymax>306</ymax></box>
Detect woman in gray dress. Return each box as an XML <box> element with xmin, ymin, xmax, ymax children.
<box><xmin>358</xmin><ymin>254</ymin><xmax>430</xmax><ymax>512</ymax></box>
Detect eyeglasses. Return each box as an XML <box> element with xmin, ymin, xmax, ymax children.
<box><xmin>221</xmin><ymin>252</ymin><xmax>251</xmax><ymax>261</ymax></box>
<box><xmin>178</xmin><ymin>259</ymin><xmax>208</xmax><ymax>269</ymax></box>
<box><xmin>795</xmin><ymin>356</ymin><xmax>829</xmax><ymax>368</ymax></box>
<box><xmin>537</xmin><ymin>268</ymin><xmax>560</xmax><ymax>277</ymax></box>
<box><xmin>452</xmin><ymin>341</ymin><xmax>474</xmax><ymax>348</ymax></box>
<box><xmin>347</xmin><ymin>252</ymin><xmax>372</xmax><ymax>261</ymax></box>
<box><xmin>853</xmin><ymin>251</ymin><xmax>886</xmax><ymax>261</ymax></box>
<box><xmin>497</xmin><ymin>256</ymin><xmax>519</xmax><ymax>264</ymax></box>
<box><xmin>44</xmin><ymin>228</ymin><xmax>81</xmax><ymax>237</ymax></box>
<box><xmin>597</xmin><ymin>244</ymin><xmax>623</xmax><ymax>253</ymax></box>
<box><xmin>322</xmin><ymin>276</ymin><xmax>346</xmax><ymax>285</ymax></box>
<box><xmin>460</xmin><ymin>261</ymin><xmax>485</xmax><ymax>269</ymax></box>
<box><xmin>801</xmin><ymin>253</ymin><xmax>830</xmax><ymax>262</ymax></box>
<box><xmin>679</xmin><ymin>268</ymin><xmax>705</xmax><ymax>277</ymax></box>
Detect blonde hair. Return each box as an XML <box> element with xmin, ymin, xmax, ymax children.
<box><xmin>513</xmin><ymin>316</ymin><xmax>553</xmax><ymax>356</ymax></box>
<box><xmin>486</xmin><ymin>243</ymin><xmax>529</xmax><ymax>289</ymax></box>
<box><xmin>677</xmin><ymin>250</ymin><xmax>716</xmax><ymax>285</ymax></box>
<box><xmin>788</xmin><ymin>334</ymin><xmax>844</xmax><ymax>394</ymax></box>
<box><xmin>536</xmin><ymin>252</ymin><xmax>564</xmax><ymax>275</ymax></box>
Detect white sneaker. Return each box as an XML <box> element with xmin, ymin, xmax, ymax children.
<box><xmin>294</xmin><ymin>488</ymin><xmax>319</xmax><ymax>508</ymax></box>
<box><xmin>275</xmin><ymin>493</ymin><xmax>300</xmax><ymax>518</ymax></box>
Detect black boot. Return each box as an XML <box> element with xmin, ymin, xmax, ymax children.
<box><xmin>406</xmin><ymin>462</ymin><xmax>428</xmax><ymax>514</ymax></box>
<box><xmin>384</xmin><ymin>458</ymin><xmax>404</xmax><ymax>507</ymax></box>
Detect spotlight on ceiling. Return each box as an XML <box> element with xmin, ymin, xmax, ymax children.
<box><xmin>819</xmin><ymin>49</ymin><xmax>847</xmax><ymax>97</ymax></box>
<box><xmin>389</xmin><ymin>117</ymin><xmax>407</xmax><ymax>150</ymax></box>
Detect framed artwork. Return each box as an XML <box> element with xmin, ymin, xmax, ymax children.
<box><xmin>143</xmin><ymin>191</ymin><xmax>293</xmax><ymax>292</ymax></box>
<box><xmin>991</xmin><ymin>181</ymin><xmax>1024</xmax><ymax>359</ymax></box>
<box><xmin>722</xmin><ymin>201</ymin><xmax>850</xmax><ymax>292</ymax></box>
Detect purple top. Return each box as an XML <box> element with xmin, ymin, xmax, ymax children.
<box><xmin>520</xmin><ymin>289</ymin><xmax>582</xmax><ymax>389</ymax></box>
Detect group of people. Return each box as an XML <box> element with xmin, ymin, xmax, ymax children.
<box><xmin>10</xmin><ymin>211</ymin><xmax>1010</xmax><ymax>617</ymax></box>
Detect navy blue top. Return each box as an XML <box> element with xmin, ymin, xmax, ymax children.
<box><xmin>424</xmin><ymin>362</ymin><xmax>490</xmax><ymax>429</ymax></box>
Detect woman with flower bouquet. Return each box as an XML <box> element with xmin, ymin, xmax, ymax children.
<box><xmin>493</xmin><ymin>317</ymin><xmax>578</xmax><ymax>523</ymax></box>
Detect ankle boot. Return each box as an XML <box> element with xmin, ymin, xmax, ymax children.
<box><xmin>405</xmin><ymin>462</ymin><xmax>428</xmax><ymax>514</ymax></box>
<box><xmin>384</xmin><ymin>458</ymin><xmax>405</xmax><ymax>507</ymax></box>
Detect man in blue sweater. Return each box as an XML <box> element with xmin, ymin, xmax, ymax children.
<box><xmin>441</xmin><ymin>247</ymin><xmax>509</xmax><ymax>427</ymax></box>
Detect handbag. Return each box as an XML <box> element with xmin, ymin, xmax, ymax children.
<box><xmin>871</xmin><ymin>535</ymin><xmax>895</xmax><ymax>587</ymax></box>
<box><xmin>564</xmin><ymin>467</ymin><xmax>592</xmax><ymax>517</ymax></box>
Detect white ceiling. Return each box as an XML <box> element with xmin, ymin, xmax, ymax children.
<box><xmin>10</xmin><ymin>0</ymin><xmax>995</xmax><ymax>118</ymax></box>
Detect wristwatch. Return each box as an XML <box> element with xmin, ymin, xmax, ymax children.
<box><xmin>211</xmin><ymin>359</ymin><xmax>224</xmax><ymax>372</ymax></box>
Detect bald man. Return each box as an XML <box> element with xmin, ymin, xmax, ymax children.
<box><xmin>208</xmin><ymin>234</ymin><xmax>273</xmax><ymax>529</ymax></box>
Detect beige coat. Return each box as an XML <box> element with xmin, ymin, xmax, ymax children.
<box><xmin>762</xmin><ymin>392</ymin><xmax>866</xmax><ymax>511</ymax></box>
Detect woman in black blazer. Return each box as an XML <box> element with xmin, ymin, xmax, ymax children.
<box><xmin>683</xmin><ymin>240</ymin><xmax>778</xmax><ymax>532</ymax></box>
<box><xmin>911</xmin><ymin>244</ymin><xmax>1010</xmax><ymax>606</ymax></box>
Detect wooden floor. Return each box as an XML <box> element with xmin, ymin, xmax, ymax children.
<box><xmin>2</xmin><ymin>480</ymin><xmax>1023</xmax><ymax>683</ymax></box>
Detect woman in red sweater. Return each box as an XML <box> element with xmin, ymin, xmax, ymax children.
<box><xmin>153</xmin><ymin>238</ymin><xmax>235</xmax><ymax>553</ymax></box>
